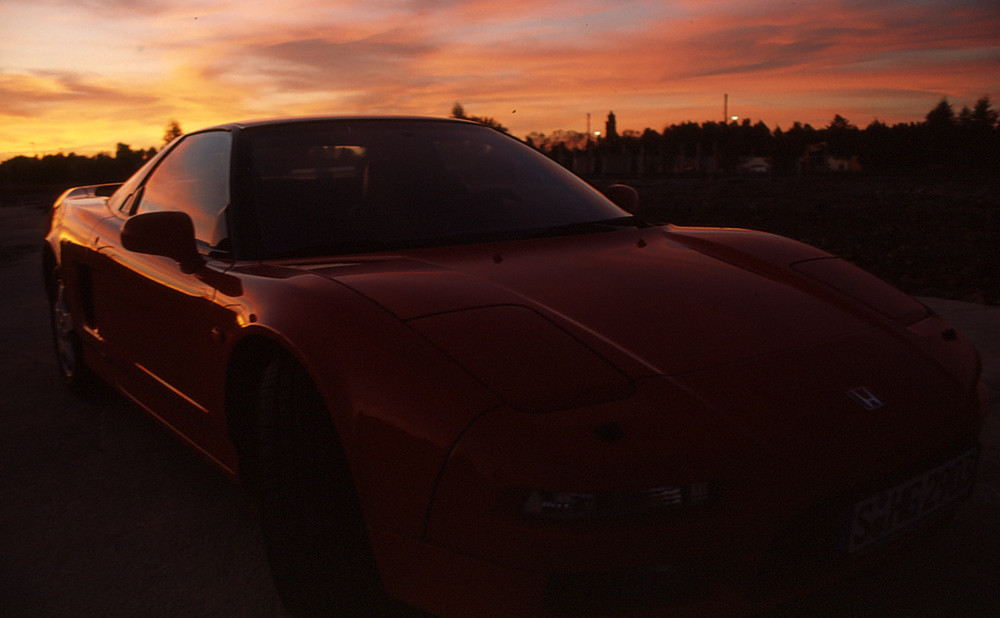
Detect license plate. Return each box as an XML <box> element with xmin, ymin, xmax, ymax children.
<box><xmin>846</xmin><ymin>448</ymin><xmax>978</xmax><ymax>554</ymax></box>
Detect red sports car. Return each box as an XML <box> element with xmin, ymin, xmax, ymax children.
<box><xmin>43</xmin><ymin>117</ymin><xmax>987</xmax><ymax>616</ymax></box>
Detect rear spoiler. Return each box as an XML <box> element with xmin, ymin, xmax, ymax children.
<box><xmin>64</xmin><ymin>183</ymin><xmax>123</xmax><ymax>199</ymax></box>
<box><xmin>52</xmin><ymin>183</ymin><xmax>124</xmax><ymax>210</ymax></box>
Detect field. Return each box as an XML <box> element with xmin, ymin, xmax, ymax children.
<box><xmin>614</xmin><ymin>175</ymin><xmax>999</xmax><ymax>305</ymax></box>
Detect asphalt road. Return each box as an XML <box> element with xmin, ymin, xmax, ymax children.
<box><xmin>1</xmin><ymin>202</ymin><xmax>997</xmax><ymax>616</ymax></box>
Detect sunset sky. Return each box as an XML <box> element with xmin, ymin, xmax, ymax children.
<box><xmin>1</xmin><ymin>0</ymin><xmax>997</xmax><ymax>159</ymax></box>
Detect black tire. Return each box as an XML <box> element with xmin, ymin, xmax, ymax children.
<box><xmin>254</xmin><ymin>356</ymin><xmax>383</xmax><ymax>616</ymax></box>
<box><xmin>48</xmin><ymin>272</ymin><xmax>100</xmax><ymax>393</ymax></box>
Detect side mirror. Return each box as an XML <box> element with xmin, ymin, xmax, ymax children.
<box><xmin>604</xmin><ymin>184</ymin><xmax>640</xmax><ymax>214</ymax></box>
<box><xmin>121</xmin><ymin>211</ymin><xmax>205</xmax><ymax>274</ymax></box>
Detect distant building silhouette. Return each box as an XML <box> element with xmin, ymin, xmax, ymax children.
<box><xmin>605</xmin><ymin>111</ymin><xmax>618</xmax><ymax>140</ymax></box>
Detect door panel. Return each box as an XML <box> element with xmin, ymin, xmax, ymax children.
<box><xmin>80</xmin><ymin>130</ymin><xmax>239</xmax><ymax>466</ymax></box>
<box><xmin>89</xmin><ymin>225</ymin><xmax>234</xmax><ymax>451</ymax></box>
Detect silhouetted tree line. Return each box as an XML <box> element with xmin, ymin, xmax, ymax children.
<box><xmin>0</xmin><ymin>120</ymin><xmax>183</xmax><ymax>197</ymax></box>
<box><xmin>451</xmin><ymin>102</ymin><xmax>511</xmax><ymax>135</ymax></box>
<box><xmin>528</xmin><ymin>96</ymin><xmax>999</xmax><ymax>177</ymax></box>
<box><xmin>0</xmin><ymin>143</ymin><xmax>156</xmax><ymax>192</ymax></box>
<box><xmin>2</xmin><ymin>100</ymin><xmax>996</xmax><ymax>199</ymax></box>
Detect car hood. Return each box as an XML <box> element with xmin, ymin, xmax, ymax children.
<box><xmin>313</xmin><ymin>227</ymin><xmax>873</xmax><ymax>378</ymax></box>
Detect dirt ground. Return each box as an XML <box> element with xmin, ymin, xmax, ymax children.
<box><xmin>617</xmin><ymin>174</ymin><xmax>1000</xmax><ymax>305</ymax></box>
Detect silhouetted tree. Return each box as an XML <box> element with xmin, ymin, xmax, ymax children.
<box><xmin>973</xmin><ymin>96</ymin><xmax>998</xmax><ymax>128</ymax></box>
<box><xmin>825</xmin><ymin>114</ymin><xmax>861</xmax><ymax>158</ymax></box>
<box><xmin>959</xmin><ymin>95</ymin><xmax>998</xmax><ymax>131</ymax></box>
<box><xmin>955</xmin><ymin>96</ymin><xmax>1000</xmax><ymax>174</ymax></box>
<box><xmin>527</xmin><ymin>129</ymin><xmax>591</xmax><ymax>152</ymax></box>
<box><xmin>859</xmin><ymin>119</ymin><xmax>892</xmax><ymax>173</ymax></box>
<box><xmin>116</xmin><ymin>142</ymin><xmax>145</xmax><ymax>170</ymax></box>
<box><xmin>925</xmin><ymin>98</ymin><xmax>956</xmax><ymax>129</ymax></box>
<box><xmin>450</xmin><ymin>102</ymin><xmax>510</xmax><ymax>134</ymax></box>
<box><xmin>921</xmin><ymin>98</ymin><xmax>962</xmax><ymax>172</ymax></box>
<box><xmin>163</xmin><ymin>120</ymin><xmax>183</xmax><ymax>145</ymax></box>
<box><xmin>828</xmin><ymin>114</ymin><xmax>854</xmax><ymax>130</ymax></box>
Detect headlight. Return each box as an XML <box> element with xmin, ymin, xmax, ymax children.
<box><xmin>522</xmin><ymin>483</ymin><xmax>714</xmax><ymax>520</ymax></box>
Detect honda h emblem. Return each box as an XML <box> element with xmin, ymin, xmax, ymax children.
<box><xmin>847</xmin><ymin>387</ymin><xmax>884</xmax><ymax>410</ymax></box>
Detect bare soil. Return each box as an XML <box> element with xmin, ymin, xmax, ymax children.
<box><xmin>615</xmin><ymin>175</ymin><xmax>1000</xmax><ymax>305</ymax></box>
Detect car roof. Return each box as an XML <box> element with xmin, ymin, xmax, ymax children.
<box><xmin>200</xmin><ymin>115</ymin><xmax>475</xmax><ymax>132</ymax></box>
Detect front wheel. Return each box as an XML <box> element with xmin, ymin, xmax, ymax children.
<box><xmin>48</xmin><ymin>273</ymin><xmax>99</xmax><ymax>393</ymax></box>
<box><xmin>254</xmin><ymin>356</ymin><xmax>383</xmax><ymax>616</ymax></box>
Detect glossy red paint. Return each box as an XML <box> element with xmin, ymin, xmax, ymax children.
<box><xmin>42</xmin><ymin>117</ymin><xmax>986</xmax><ymax>617</ymax></box>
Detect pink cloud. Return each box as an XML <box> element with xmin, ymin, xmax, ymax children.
<box><xmin>1</xmin><ymin>0</ymin><xmax>996</xmax><ymax>156</ymax></box>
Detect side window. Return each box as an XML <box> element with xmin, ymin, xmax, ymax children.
<box><xmin>136</xmin><ymin>131</ymin><xmax>231</xmax><ymax>248</ymax></box>
<box><xmin>108</xmin><ymin>154</ymin><xmax>159</xmax><ymax>213</ymax></box>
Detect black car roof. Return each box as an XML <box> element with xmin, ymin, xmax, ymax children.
<box><xmin>201</xmin><ymin>116</ymin><xmax>474</xmax><ymax>132</ymax></box>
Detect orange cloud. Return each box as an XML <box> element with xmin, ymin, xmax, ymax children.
<box><xmin>1</xmin><ymin>0</ymin><xmax>997</xmax><ymax>158</ymax></box>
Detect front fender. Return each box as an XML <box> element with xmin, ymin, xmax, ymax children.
<box><xmin>665</xmin><ymin>225</ymin><xmax>928</xmax><ymax>324</ymax></box>
<box><xmin>222</xmin><ymin>264</ymin><xmax>501</xmax><ymax>538</ymax></box>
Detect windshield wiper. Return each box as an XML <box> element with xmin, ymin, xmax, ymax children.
<box><xmin>533</xmin><ymin>216</ymin><xmax>649</xmax><ymax>238</ymax></box>
<box><xmin>269</xmin><ymin>239</ymin><xmax>401</xmax><ymax>259</ymax></box>
<box><xmin>268</xmin><ymin>216</ymin><xmax>652</xmax><ymax>257</ymax></box>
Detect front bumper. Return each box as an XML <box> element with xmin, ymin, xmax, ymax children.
<box><xmin>371</xmin><ymin>438</ymin><xmax>979</xmax><ymax>618</ymax></box>
<box><xmin>378</xmin><ymin>318</ymin><xmax>988</xmax><ymax>616</ymax></box>
<box><xmin>393</xmin><ymin>378</ymin><xmax>984</xmax><ymax>615</ymax></box>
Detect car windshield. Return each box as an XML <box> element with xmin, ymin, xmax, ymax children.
<box><xmin>247</xmin><ymin>119</ymin><xmax>631</xmax><ymax>257</ymax></box>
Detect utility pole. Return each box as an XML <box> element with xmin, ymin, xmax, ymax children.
<box><xmin>724</xmin><ymin>94</ymin><xmax>728</xmax><ymax>124</ymax></box>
